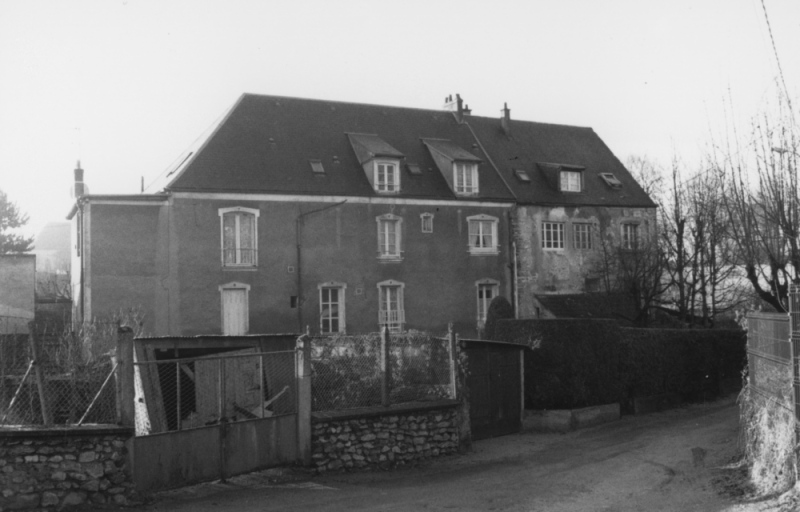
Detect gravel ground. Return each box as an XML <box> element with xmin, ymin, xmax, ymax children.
<box><xmin>117</xmin><ymin>396</ymin><xmax>800</xmax><ymax>512</ymax></box>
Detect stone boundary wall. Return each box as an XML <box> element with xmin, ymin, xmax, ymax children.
<box><xmin>0</xmin><ymin>426</ymin><xmax>135</xmax><ymax>510</ymax></box>
<box><xmin>311</xmin><ymin>401</ymin><xmax>461</xmax><ymax>472</ymax></box>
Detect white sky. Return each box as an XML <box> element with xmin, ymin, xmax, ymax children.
<box><xmin>2</xmin><ymin>0</ymin><xmax>799</xmax><ymax>239</ymax></box>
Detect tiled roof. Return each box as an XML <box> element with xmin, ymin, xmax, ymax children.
<box><xmin>166</xmin><ymin>93</ymin><xmax>655</xmax><ymax>208</ymax></box>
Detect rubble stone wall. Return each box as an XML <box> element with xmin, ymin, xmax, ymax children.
<box><xmin>311</xmin><ymin>402</ymin><xmax>461</xmax><ymax>473</ymax></box>
<box><xmin>0</xmin><ymin>427</ymin><xmax>135</xmax><ymax>510</ymax></box>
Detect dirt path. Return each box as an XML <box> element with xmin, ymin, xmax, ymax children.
<box><xmin>132</xmin><ymin>397</ymin><xmax>765</xmax><ymax>512</ymax></box>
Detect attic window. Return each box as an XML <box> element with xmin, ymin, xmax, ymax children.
<box><xmin>600</xmin><ymin>173</ymin><xmax>623</xmax><ymax>189</ymax></box>
<box><xmin>407</xmin><ymin>163</ymin><xmax>422</xmax><ymax>175</ymax></box>
<box><xmin>514</xmin><ymin>169</ymin><xmax>531</xmax><ymax>183</ymax></box>
<box><xmin>309</xmin><ymin>160</ymin><xmax>325</xmax><ymax>174</ymax></box>
<box><xmin>560</xmin><ymin>170</ymin><xmax>582</xmax><ymax>192</ymax></box>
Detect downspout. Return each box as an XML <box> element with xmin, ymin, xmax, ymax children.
<box><xmin>78</xmin><ymin>201</ymin><xmax>85</xmax><ymax>324</ymax></box>
<box><xmin>295</xmin><ymin>201</ymin><xmax>347</xmax><ymax>333</ymax></box>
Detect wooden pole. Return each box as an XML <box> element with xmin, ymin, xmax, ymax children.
<box><xmin>296</xmin><ymin>334</ymin><xmax>312</xmax><ymax>465</ymax></box>
<box><xmin>28</xmin><ymin>324</ymin><xmax>52</xmax><ymax>425</ymax></box>
<box><xmin>114</xmin><ymin>327</ymin><xmax>136</xmax><ymax>427</ymax></box>
<box><xmin>448</xmin><ymin>323</ymin><xmax>457</xmax><ymax>399</ymax></box>
<box><xmin>381</xmin><ymin>325</ymin><xmax>390</xmax><ymax>407</ymax></box>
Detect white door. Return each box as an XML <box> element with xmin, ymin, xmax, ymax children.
<box><xmin>221</xmin><ymin>288</ymin><xmax>249</xmax><ymax>335</ymax></box>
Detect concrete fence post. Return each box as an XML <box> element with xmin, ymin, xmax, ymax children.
<box><xmin>114</xmin><ymin>327</ymin><xmax>136</xmax><ymax>428</ymax></box>
<box><xmin>296</xmin><ymin>334</ymin><xmax>312</xmax><ymax>466</ymax></box>
<box><xmin>447</xmin><ymin>323</ymin><xmax>457</xmax><ymax>399</ymax></box>
<box><xmin>381</xmin><ymin>325</ymin><xmax>391</xmax><ymax>407</ymax></box>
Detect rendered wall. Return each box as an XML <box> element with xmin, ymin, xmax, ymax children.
<box><xmin>0</xmin><ymin>255</ymin><xmax>35</xmax><ymax>334</ymax></box>
<box><xmin>514</xmin><ymin>205</ymin><xmax>657</xmax><ymax>318</ymax></box>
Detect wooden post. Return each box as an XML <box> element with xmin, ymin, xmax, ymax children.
<box><xmin>447</xmin><ymin>323</ymin><xmax>457</xmax><ymax>399</ymax></box>
<box><xmin>520</xmin><ymin>348</ymin><xmax>525</xmax><ymax>426</ymax></box>
<box><xmin>296</xmin><ymin>334</ymin><xmax>312</xmax><ymax>465</ymax></box>
<box><xmin>114</xmin><ymin>326</ymin><xmax>136</xmax><ymax>427</ymax></box>
<box><xmin>381</xmin><ymin>325</ymin><xmax>390</xmax><ymax>407</ymax></box>
<box><xmin>28</xmin><ymin>324</ymin><xmax>52</xmax><ymax>425</ymax></box>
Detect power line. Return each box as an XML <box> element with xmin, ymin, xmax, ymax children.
<box><xmin>759</xmin><ymin>0</ymin><xmax>793</xmax><ymax>113</ymax></box>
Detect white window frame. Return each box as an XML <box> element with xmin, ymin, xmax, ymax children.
<box><xmin>219</xmin><ymin>207</ymin><xmax>260</xmax><ymax>267</ymax></box>
<box><xmin>420</xmin><ymin>213</ymin><xmax>434</xmax><ymax>233</ymax></box>
<box><xmin>467</xmin><ymin>214</ymin><xmax>499</xmax><ymax>255</ymax></box>
<box><xmin>573</xmin><ymin>223</ymin><xmax>593</xmax><ymax>250</ymax></box>
<box><xmin>319</xmin><ymin>282</ymin><xmax>346</xmax><ymax>334</ymax></box>
<box><xmin>560</xmin><ymin>170</ymin><xmax>582</xmax><ymax>192</ymax></box>
<box><xmin>374</xmin><ymin>160</ymin><xmax>400</xmax><ymax>193</ymax></box>
<box><xmin>454</xmin><ymin>162</ymin><xmax>479</xmax><ymax>195</ymax></box>
<box><xmin>622</xmin><ymin>223</ymin><xmax>640</xmax><ymax>249</ymax></box>
<box><xmin>218</xmin><ymin>282</ymin><xmax>250</xmax><ymax>335</ymax></box>
<box><xmin>475</xmin><ymin>279</ymin><xmax>500</xmax><ymax>328</ymax></box>
<box><xmin>542</xmin><ymin>222</ymin><xmax>565</xmax><ymax>250</ymax></box>
<box><xmin>376</xmin><ymin>213</ymin><xmax>403</xmax><ymax>260</ymax></box>
<box><xmin>377</xmin><ymin>280</ymin><xmax>405</xmax><ymax>332</ymax></box>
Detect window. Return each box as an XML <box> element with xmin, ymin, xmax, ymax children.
<box><xmin>573</xmin><ymin>224</ymin><xmax>593</xmax><ymax>250</ymax></box>
<box><xmin>542</xmin><ymin>222</ymin><xmax>565</xmax><ymax>249</ymax></box>
<box><xmin>560</xmin><ymin>170</ymin><xmax>582</xmax><ymax>192</ymax></box>
<box><xmin>319</xmin><ymin>283</ymin><xmax>346</xmax><ymax>334</ymax></box>
<box><xmin>219</xmin><ymin>282</ymin><xmax>250</xmax><ymax>335</ymax></box>
<box><xmin>406</xmin><ymin>163</ymin><xmax>422</xmax><ymax>175</ymax></box>
<box><xmin>309</xmin><ymin>159</ymin><xmax>325</xmax><ymax>174</ymax></box>
<box><xmin>219</xmin><ymin>207</ymin><xmax>259</xmax><ymax>267</ymax></box>
<box><xmin>622</xmin><ymin>223</ymin><xmax>639</xmax><ymax>249</ymax></box>
<box><xmin>375</xmin><ymin>161</ymin><xmax>399</xmax><ymax>193</ymax></box>
<box><xmin>454</xmin><ymin>162</ymin><xmax>479</xmax><ymax>195</ymax></box>
<box><xmin>476</xmin><ymin>279</ymin><xmax>500</xmax><ymax>328</ymax></box>
<box><xmin>378</xmin><ymin>280</ymin><xmax>405</xmax><ymax>332</ymax></box>
<box><xmin>377</xmin><ymin>214</ymin><xmax>402</xmax><ymax>260</ymax></box>
<box><xmin>514</xmin><ymin>169</ymin><xmax>531</xmax><ymax>183</ymax></box>
<box><xmin>600</xmin><ymin>172</ymin><xmax>623</xmax><ymax>189</ymax></box>
<box><xmin>467</xmin><ymin>215</ymin><xmax>499</xmax><ymax>254</ymax></box>
<box><xmin>421</xmin><ymin>213</ymin><xmax>434</xmax><ymax>233</ymax></box>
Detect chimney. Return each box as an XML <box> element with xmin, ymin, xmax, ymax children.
<box><xmin>501</xmin><ymin>103</ymin><xmax>511</xmax><ymax>135</ymax></box>
<box><xmin>443</xmin><ymin>94</ymin><xmax>467</xmax><ymax>123</ymax></box>
<box><xmin>74</xmin><ymin>160</ymin><xmax>85</xmax><ymax>198</ymax></box>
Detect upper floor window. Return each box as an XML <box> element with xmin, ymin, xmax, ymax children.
<box><xmin>573</xmin><ymin>223</ymin><xmax>593</xmax><ymax>250</ymax></box>
<box><xmin>420</xmin><ymin>213</ymin><xmax>434</xmax><ymax>233</ymax></box>
<box><xmin>377</xmin><ymin>214</ymin><xmax>402</xmax><ymax>260</ymax></box>
<box><xmin>467</xmin><ymin>215</ymin><xmax>499</xmax><ymax>255</ymax></box>
<box><xmin>378</xmin><ymin>280</ymin><xmax>405</xmax><ymax>332</ymax></box>
<box><xmin>219</xmin><ymin>207</ymin><xmax>259</xmax><ymax>267</ymax></box>
<box><xmin>375</xmin><ymin>161</ymin><xmax>400</xmax><ymax>193</ymax></box>
<box><xmin>319</xmin><ymin>283</ymin><xmax>346</xmax><ymax>334</ymax></box>
<box><xmin>622</xmin><ymin>223</ymin><xmax>639</xmax><ymax>249</ymax></box>
<box><xmin>560</xmin><ymin>170</ymin><xmax>582</xmax><ymax>192</ymax></box>
<box><xmin>542</xmin><ymin>222</ymin><xmax>565</xmax><ymax>250</ymax></box>
<box><xmin>454</xmin><ymin>162</ymin><xmax>479</xmax><ymax>195</ymax></box>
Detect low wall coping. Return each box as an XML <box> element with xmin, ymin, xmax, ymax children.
<box><xmin>0</xmin><ymin>424</ymin><xmax>134</xmax><ymax>438</ymax></box>
<box><xmin>312</xmin><ymin>399</ymin><xmax>461</xmax><ymax>423</ymax></box>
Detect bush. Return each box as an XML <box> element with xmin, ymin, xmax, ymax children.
<box><xmin>493</xmin><ymin>319</ymin><xmax>747</xmax><ymax>410</ymax></box>
<box><xmin>483</xmin><ymin>296</ymin><xmax>514</xmax><ymax>340</ymax></box>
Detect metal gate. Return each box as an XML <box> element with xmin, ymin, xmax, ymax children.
<box><xmin>130</xmin><ymin>336</ymin><xmax>299</xmax><ymax>493</ymax></box>
<box><xmin>463</xmin><ymin>339</ymin><xmax>524</xmax><ymax>440</ymax></box>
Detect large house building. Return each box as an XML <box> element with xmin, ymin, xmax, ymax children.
<box><xmin>68</xmin><ymin>94</ymin><xmax>655</xmax><ymax>337</ymax></box>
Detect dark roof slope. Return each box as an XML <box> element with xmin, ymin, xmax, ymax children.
<box><xmin>467</xmin><ymin>115</ymin><xmax>656</xmax><ymax>207</ymax></box>
<box><xmin>166</xmin><ymin>93</ymin><xmax>654</xmax><ymax>208</ymax></box>
<box><xmin>167</xmin><ymin>94</ymin><xmax>514</xmax><ymax>201</ymax></box>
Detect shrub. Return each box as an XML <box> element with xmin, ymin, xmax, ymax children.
<box><xmin>483</xmin><ymin>296</ymin><xmax>514</xmax><ymax>340</ymax></box>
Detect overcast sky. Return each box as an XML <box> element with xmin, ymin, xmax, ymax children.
<box><xmin>2</xmin><ymin>0</ymin><xmax>799</xmax><ymax>239</ymax></box>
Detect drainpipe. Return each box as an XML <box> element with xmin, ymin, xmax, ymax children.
<box><xmin>295</xmin><ymin>201</ymin><xmax>347</xmax><ymax>333</ymax></box>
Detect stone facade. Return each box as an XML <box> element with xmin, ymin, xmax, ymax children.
<box><xmin>0</xmin><ymin>427</ymin><xmax>135</xmax><ymax>510</ymax></box>
<box><xmin>311</xmin><ymin>405</ymin><xmax>460</xmax><ymax>473</ymax></box>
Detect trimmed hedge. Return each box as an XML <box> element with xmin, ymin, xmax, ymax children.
<box><xmin>493</xmin><ymin>319</ymin><xmax>746</xmax><ymax>411</ymax></box>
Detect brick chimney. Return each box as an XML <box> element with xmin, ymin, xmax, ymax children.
<box><xmin>501</xmin><ymin>103</ymin><xmax>511</xmax><ymax>135</ymax></box>
<box><xmin>73</xmin><ymin>161</ymin><xmax>85</xmax><ymax>197</ymax></box>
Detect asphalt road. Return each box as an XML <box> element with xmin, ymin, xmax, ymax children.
<box><xmin>133</xmin><ymin>397</ymin><xmax>754</xmax><ymax>512</ymax></box>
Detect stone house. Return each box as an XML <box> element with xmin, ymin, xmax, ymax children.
<box><xmin>68</xmin><ymin>93</ymin><xmax>654</xmax><ymax>336</ymax></box>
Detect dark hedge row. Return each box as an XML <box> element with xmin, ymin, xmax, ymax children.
<box><xmin>493</xmin><ymin>319</ymin><xmax>746</xmax><ymax>411</ymax></box>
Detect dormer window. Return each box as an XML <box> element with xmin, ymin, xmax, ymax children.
<box><xmin>560</xmin><ymin>170</ymin><xmax>582</xmax><ymax>192</ymax></box>
<box><xmin>454</xmin><ymin>162</ymin><xmax>478</xmax><ymax>195</ymax></box>
<box><xmin>375</xmin><ymin>161</ymin><xmax>400</xmax><ymax>193</ymax></box>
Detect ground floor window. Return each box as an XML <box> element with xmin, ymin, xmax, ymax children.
<box><xmin>319</xmin><ymin>283</ymin><xmax>346</xmax><ymax>333</ymax></box>
<box><xmin>377</xmin><ymin>280</ymin><xmax>405</xmax><ymax>332</ymax></box>
<box><xmin>476</xmin><ymin>279</ymin><xmax>500</xmax><ymax>328</ymax></box>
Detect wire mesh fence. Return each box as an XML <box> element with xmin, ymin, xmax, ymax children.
<box><xmin>0</xmin><ymin>331</ymin><xmax>118</xmax><ymax>427</ymax></box>
<box><xmin>133</xmin><ymin>349</ymin><xmax>297</xmax><ymax>436</ymax></box>
<box><xmin>310</xmin><ymin>331</ymin><xmax>454</xmax><ymax>412</ymax></box>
